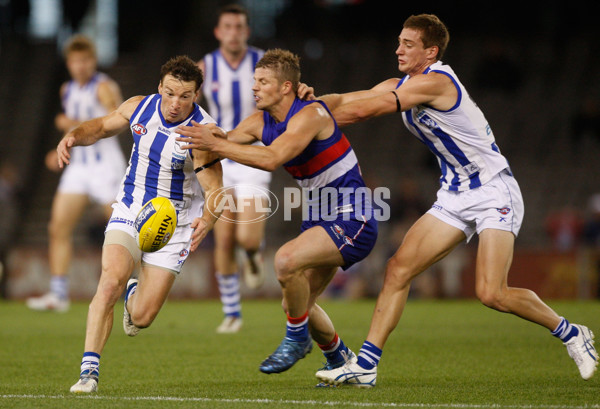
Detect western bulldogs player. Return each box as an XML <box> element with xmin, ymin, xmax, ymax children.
<box><xmin>177</xmin><ymin>49</ymin><xmax>378</xmax><ymax>377</ymax></box>
<box><xmin>198</xmin><ymin>4</ymin><xmax>271</xmax><ymax>334</ymax></box>
<box><xmin>27</xmin><ymin>35</ymin><xmax>126</xmax><ymax>312</ymax></box>
<box><xmin>60</xmin><ymin>56</ymin><xmax>224</xmax><ymax>393</ymax></box>
<box><xmin>314</xmin><ymin>14</ymin><xmax>597</xmax><ymax>387</ymax></box>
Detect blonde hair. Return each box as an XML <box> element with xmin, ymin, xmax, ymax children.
<box><xmin>63</xmin><ymin>34</ymin><xmax>96</xmax><ymax>58</ymax></box>
<box><xmin>256</xmin><ymin>49</ymin><xmax>301</xmax><ymax>93</ymax></box>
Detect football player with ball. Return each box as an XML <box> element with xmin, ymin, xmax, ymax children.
<box><xmin>57</xmin><ymin>55</ymin><xmax>225</xmax><ymax>393</ymax></box>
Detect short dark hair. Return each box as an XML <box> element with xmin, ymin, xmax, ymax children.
<box><xmin>403</xmin><ymin>14</ymin><xmax>450</xmax><ymax>60</ymax></box>
<box><xmin>160</xmin><ymin>55</ymin><xmax>204</xmax><ymax>91</ymax></box>
<box><xmin>63</xmin><ymin>34</ymin><xmax>96</xmax><ymax>58</ymax></box>
<box><xmin>216</xmin><ymin>4</ymin><xmax>249</xmax><ymax>25</ymax></box>
<box><xmin>255</xmin><ymin>49</ymin><xmax>301</xmax><ymax>93</ymax></box>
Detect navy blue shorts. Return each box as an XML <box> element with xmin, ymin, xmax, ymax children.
<box><xmin>301</xmin><ymin>216</ymin><xmax>378</xmax><ymax>270</ymax></box>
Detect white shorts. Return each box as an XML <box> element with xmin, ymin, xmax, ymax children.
<box><xmin>105</xmin><ymin>201</ymin><xmax>192</xmax><ymax>274</ymax></box>
<box><xmin>58</xmin><ymin>155</ymin><xmax>125</xmax><ymax>205</ymax></box>
<box><xmin>221</xmin><ymin>159</ymin><xmax>272</xmax><ymax>198</ymax></box>
<box><xmin>427</xmin><ymin>169</ymin><xmax>524</xmax><ymax>242</ymax></box>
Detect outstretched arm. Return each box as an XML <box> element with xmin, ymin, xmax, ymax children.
<box><xmin>327</xmin><ymin>72</ymin><xmax>457</xmax><ymax>126</ymax></box>
<box><xmin>57</xmin><ymin>95</ymin><xmax>143</xmax><ymax>168</ymax></box>
<box><xmin>318</xmin><ymin>78</ymin><xmax>401</xmax><ymax>111</ymax></box>
<box><xmin>176</xmin><ymin>104</ymin><xmax>330</xmax><ymax>172</ymax></box>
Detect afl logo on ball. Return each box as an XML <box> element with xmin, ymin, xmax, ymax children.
<box><xmin>132</xmin><ymin>123</ymin><xmax>147</xmax><ymax>136</ymax></box>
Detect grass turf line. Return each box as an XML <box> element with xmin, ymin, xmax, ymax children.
<box><xmin>0</xmin><ymin>299</ymin><xmax>598</xmax><ymax>409</ymax></box>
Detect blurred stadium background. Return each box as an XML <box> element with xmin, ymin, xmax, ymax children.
<box><xmin>1</xmin><ymin>0</ymin><xmax>599</xmax><ymax>301</ymax></box>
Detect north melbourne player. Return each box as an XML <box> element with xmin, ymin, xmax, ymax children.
<box><xmin>63</xmin><ymin>56</ymin><xmax>224</xmax><ymax>393</ymax></box>
<box><xmin>27</xmin><ymin>35</ymin><xmax>126</xmax><ymax>312</ymax></box>
<box><xmin>198</xmin><ymin>4</ymin><xmax>271</xmax><ymax>333</ymax></box>
<box><xmin>314</xmin><ymin>14</ymin><xmax>598</xmax><ymax>387</ymax></box>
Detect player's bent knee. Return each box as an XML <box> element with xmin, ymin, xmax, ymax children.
<box><xmin>130</xmin><ymin>310</ymin><xmax>155</xmax><ymax>328</ymax></box>
<box><xmin>48</xmin><ymin>219</ymin><xmax>71</xmax><ymax>240</ymax></box>
<box><xmin>273</xmin><ymin>248</ymin><xmax>296</xmax><ymax>280</ymax></box>
<box><xmin>476</xmin><ymin>287</ymin><xmax>508</xmax><ymax>311</ymax></box>
<box><xmin>95</xmin><ymin>277</ymin><xmax>126</xmax><ymax>306</ymax></box>
<box><xmin>383</xmin><ymin>257</ymin><xmax>414</xmax><ymax>289</ymax></box>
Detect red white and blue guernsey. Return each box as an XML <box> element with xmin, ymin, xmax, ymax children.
<box><xmin>116</xmin><ymin>94</ymin><xmax>216</xmax><ymax>226</ymax></box>
<box><xmin>261</xmin><ymin>98</ymin><xmax>378</xmax><ymax>269</ymax></box>
<box><xmin>399</xmin><ymin>61</ymin><xmax>510</xmax><ymax>191</ymax></box>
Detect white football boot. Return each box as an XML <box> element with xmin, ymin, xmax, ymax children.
<box><xmin>565</xmin><ymin>324</ymin><xmax>598</xmax><ymax>380</ymax></box>
<box><xmin>70</xmin><ymin>375</ymin><xmax>98</xmax><ymax>393</ymax></box>
<box><xmin>123</xmin><ymin>279</ymin><xmax>141</xmax><ymax>337</ymax></box>
<box><xmin>315</xmin><ymin>359</ymin><xmax>377</xmax><ymax>388</ymax></box>
<box><xmin>315</xmin><ymin>349</ymin><xmax>357</xmax><ymax>387</ymax></box>
<box><xmin>26</xmin><ymin>292</ymin><xmax>70</xmax><ymax>312</ymax></box>
<box><xmin>216</xmin><ymin>316</ymin><xmax>243</xmax><ymax>334</ymax></box>
<box><xmin>243</xmin><ymin>252</ymin><xmax>266</xmax><ymax>289</ymax></box>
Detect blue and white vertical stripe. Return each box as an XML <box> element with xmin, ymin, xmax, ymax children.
<box><xmin>400</xmin><ymin>61</ymin><xmax>509</xmax><ymax>192</ymax></box>
<box><xmin>116</xmin><ymin>94</ymin><xmax>216</xmax><ymax>225</ymax></box>
<box><xmin>217</xmin><ymin>274</ymin><xmax>241</xmax><ymax>317</ymax></box>
<box><xmin>62</xmin><ymin>72</ymin><xmax>121</xmax><ymax>165</ymax></box>
<box><xmin>201</xmin><ymin>46</ymin><xmax>263</xmax><ymax>131</ymax></box>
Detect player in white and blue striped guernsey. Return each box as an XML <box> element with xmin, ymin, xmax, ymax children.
<box><xmin>26</xmin><ymin>35</ymin><xmax>126</xmax><ymax>313</ymax></box>
<box><xmin>58</xmin><ymin>56</ymin><xmax>224</xmax><ymax>393</ymax></box>
<box><xmin>198</xmin><ymin>4</ymin><xmax>271</xmax><ymax>333</ymax></box>
<box><xmin>315</xmin><ymin>14</ymin><xmax>598</xmax><ymax>387</ymax></box>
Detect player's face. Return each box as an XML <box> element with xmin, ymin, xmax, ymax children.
<box><xmin>396</xmin><ymin>28</ymin><xmax>435</xmax><ymax>76</ymax></box>
<box><xmin>252</xmin><ymin>67</ymin><xmax>285</xmax><ymax>111</ymax></box>
<box><xmin>158</xmin><ymin>74</ymin><xmax>200</xmax><ymax>123</ymax></box>
<box><xmin>214</xmin><ymin>13</ymin><xmax>250</xmax><ymax>55</ymax></box>
<box><xmin>66</xmin><ymin>50</ymin><xmax>96</xmax><ymax>84</ymax></box>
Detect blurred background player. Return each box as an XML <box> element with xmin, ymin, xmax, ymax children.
<box><xmin>197</xmin><ymin>4</ymin><xmax>271</xmax><ymax>333</ymax></box>
<box><xmin>26</xmin><ymin>34</ymin><xmax>126</xmax><ymax>312</ymax></box>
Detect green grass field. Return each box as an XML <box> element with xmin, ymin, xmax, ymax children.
<box><xmin>1</xmin><ymin>298</ymin><xmax>599</xmax><ymax>408</ymax></box>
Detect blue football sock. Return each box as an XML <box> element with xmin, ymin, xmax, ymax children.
<box><xmin>50</xmin><ymin>276</ymin><xmax>69</xmax><ymax>300</ymax></box>
<box><xmin>217</xmin><ymin>273</ymin><xmax>241</xmax><ymax>318</ymax></box>
<box><xmin>551</xmin><ymin>317</ymin><xmax>579</xmax><ymax>342</ymax></box>
<box><xmin>356</xmin><ymin>341</ymin><xmax>382</xmax><ymax>370</ymax></box>
<box><xmin>80</xmin><ymin>352</ymin><xmax>100</xmax><ymax>378</ymax></box>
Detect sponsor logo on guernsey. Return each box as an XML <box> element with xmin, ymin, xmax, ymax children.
<box><xmin>132</xmin><ymin>123</ymin><xmax>147</xmax><ymax>136</ymax></box>
<box><xmin>343</xmin><ymin>235</ymin><xmax>354</xmax><ymax>246</ymax></box>
<box><xmin>417</xmin><ymin>111</ymin><xmax>439</xmax><ymax>129</ymax></box>
<box><xmin>174</xmin><ymin>140</ymin><xmax>187</xmax><ymax>155</ymax></box>
<box><xmin>462</xmin><ymin>162</ymin><xmax>481</xmax><ymax>175</ymax></box>
<box><xmin>211</xmin><ymin>81</ymin><xmax>219</xmax><ymax>92</ymax></box>
<box><xmin>158</xmin><ymin>126</ymin><xmax>171</xmax><ymax>135</ymax></box>
<box><xmin>171</xmin><ymin>156</ymin><xmax>185</xmax><ymax>170</ymax></box>
<box><xmin>497</xmin><ymin>207</ymin><xmax>511</xmax><ymax>215</ymax></box>
<box><xmin>330</xmin><ymin>224</ymin><xmax>345</xmax><ymax>239</ymax></box>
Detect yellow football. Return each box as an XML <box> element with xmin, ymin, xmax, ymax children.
<box><xmin>135</xmin><ymin>197</ymin><xmax>177</xmax><ymax>252</ymax></box>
